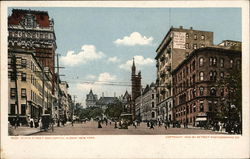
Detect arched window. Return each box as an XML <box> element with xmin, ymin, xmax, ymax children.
<box><xmin>199</xmin><ymin>57</ymin><xmax>204</xmax><ymax>67</ymax></box>
<box><xmin>199</xmin><ymin>86</ymin><xmax>204</xmax><ymax>96</ymax></box>
<box><xmin>210</xmin><ymin>87</ymin><xmax>216</xmax><ymax>96</ymax></box>
<box><xmin>213</xmin><ymin>57</ymin><xmax>217</xmax><ymax>66</ymax></box>
<box><xmin>220</xmin><ymin>58</ymin><xmax>224</xmax><ymax>68</ymax></box>
<box><xmin>199</xmin><ymin>72</ymin><xmax>204</xmax><ymax>81</ymax></box>
<box><xmin>230</xmin><ymin>59</ymin><xmax>234</xmax><ymax>68</ymax></box>
<box><xmin>151</xmin><ymin>112</ymin><xmax>155</xmax><ymax>118</ymax></box>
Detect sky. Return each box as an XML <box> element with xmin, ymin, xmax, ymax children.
<box><xmin>8</xmin><ymin>7</ymin><xmax>241</xmax><ymax>107</ymax></box>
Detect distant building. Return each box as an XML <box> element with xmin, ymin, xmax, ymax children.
<box><xmin>96</xmin><ymin>96</ymin><xmax>119</xmax><ymax>111</ymax></box>
<box><xmin>172</xmin><ymin>45</ymin><xmax>241</xmax><ymax>126</ymax></box>
<box><xmin>155</xmin><ymin>26</ymin><xmax>214</xmax><ymax>122</ymax></box>
<box><xmin>85</xmin><ymin>89</ymin><xmax>98</xmax><ymax>107</ymax></box>
<box><xmin>121</xmin><ymin>90</ymin><xmax>132</xmax><ymax>113</ymax></box>
<box><xmin>131</xmin><ymin>58</ymin><xmax>142</xmax><ymax>120</ymax></box>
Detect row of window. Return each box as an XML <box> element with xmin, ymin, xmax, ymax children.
<box><xmin>10</xmin><ymin>104</ymin><xmax>26</xmax><ymax>115</ymax></box>
<box><xmin>175</xmin><ymin>100</ymin><xmax>219</xmax><ymax>118</ymax></box>
<box><xmin>10</xmin><ymin>88</ymin><xmax>26</xmax><ymax>98</ymax></box>
<box><xmin>9</xmin><ymin>31</ymin><xmax>54</xmax><ymax>40</ymax></box>
<box><xmin>199</xmin><ymin>57</ymin><xmax>241</xmax><ymax>69</ymax></box>
<box><xmin>186</xmin><ymin>33</ymin><xmax>205</xmax><ymax>40</ymax></box>
<box><xmin>185</xmin><ymin>43</ymin><xmax>205</xmax><ymax>49</ymax></box>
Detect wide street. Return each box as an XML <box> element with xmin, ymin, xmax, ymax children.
<box><xmin>32</xmin><ymin>121</ymin><xmax>226</xmax><ymax>135</ymax></box>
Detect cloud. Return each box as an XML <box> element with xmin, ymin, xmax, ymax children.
<box><xmin>86</xmin><ymin>74</ymin><xmax>97</xmax><ymax>80</ymax></box>
<box><xmin>60</xmin><ymin>45</ymin><xmax>105</xmax><ymax>66</ymax></box>
<box><xmin>107</xmin><ymin>56</ymin><xmax>121</xmax><ymax>63</ymax></box>
<box><xmin>75</xmin><ymin>72</ymin><xmax>127</xmax><ymax>107</ymax></box>
<box><xmin>114</xmin><ymin>32</ymin><xmax>153</xmax><ymax>46</ymax></box>
<box><xmin>119</xmin><ymin>55</ymin><xmax>154</xmax><ymax>71</ymax></box>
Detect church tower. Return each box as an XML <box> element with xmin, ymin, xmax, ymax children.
<box><xmin>131</xmin><ymin>58</ymin><xmax>141</xmax><ymax>120</ymax></box>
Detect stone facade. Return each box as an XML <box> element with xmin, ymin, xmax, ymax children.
<box><xmin>85</xmin><ymin>89</ymin><xmax>98</xmax><ymax>108</ymax></box>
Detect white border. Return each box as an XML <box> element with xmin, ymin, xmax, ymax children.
<box><xmin>1</xmin><ymin>1</ymin><xmax>249</xmax><ymax>159</ymax></box>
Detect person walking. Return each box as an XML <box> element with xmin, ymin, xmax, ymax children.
<box><xmin>98</xmin><ymin>120</ymin><xmax>102</xmax><ymax>128</ymax></box>
<box><xmin>30</xmin><ymin>118</ymin><xmax>34</xmax><ymax>128</ymax></box>
<box><xmin>150</xmin><ymin>121</ymin><xmax>154</xmax><ymax>129</ymax></box>
<box><xmin>71</xmin><ymin>119</ymin><xmax>74</xmax><ymax>127</ymax></box>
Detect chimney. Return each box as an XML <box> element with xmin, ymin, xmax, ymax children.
<box><xmin>180</xmin><ymin>26</ymin><xmax>183</xmax><ymax>29</ymax></box>
<box><xmin>190</xmin><ymin>27</ymin><xmax>193</xmax><ymax>30</ymax></box>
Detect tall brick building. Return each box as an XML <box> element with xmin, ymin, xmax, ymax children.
<box><xmin>172</xmin><ymin>45</ymin><xmax>241</xmax><ymax>126</ymax></box>
<box><xmin>8</xmin><ymin>9</ymin><xmax>57</xmax><ymax>92</ymax></box>
<box><xmin>155</xmin><ymin>26</ymin><xmax>213</xmax><ymax>122</ymax></box>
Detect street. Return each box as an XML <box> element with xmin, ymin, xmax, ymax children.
<box><xmin>32</xmin><ymin>121</ymin><xmax>226</xmax><ymax>135</ymax></box>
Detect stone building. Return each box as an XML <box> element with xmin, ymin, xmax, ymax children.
<box><xmin>141</xmin><ymin>83</ymin><xmax>157</xmax><ymax>121</ymax></box>
<box><xmin>121</xmin><ymin>90</ymin><xmax>132</xmax><ymax>113</ymax></box>
<box><xmin>131</xmin><ymin>58</ymin><xmax>142</xmax><ymax>120</ymax></box>
<box><xmin>59</xmin><ymin>81</ymin><xmax>69</xmax><ymax>120</ymax></box>
<box><xmin>155</xmin><ymin>26</ymin><xmax>213</xmax><ymax>122</ymax></box>
<box><xmin>85</xmin><ymin>89</ymin><xmax>98</xmax><ymax>107</ymax></box>
<box><xmin>8</xmin><ymin>49</ymin><xmax>53</xmax><ymax>125</ymax></box>
<box><xmin>172</xmin><ymin>45</ymin><xmax>241</xmax><ymax>126</ymax></box>
<box><xmin>8</xmin><ymin>9</ymin><xmax>57</xmax><ymax>93</ymax></box>
<box><xmin>96</xmin><ymin>96</ymin><xmax>119</xmax><ymax>111</ymax></box>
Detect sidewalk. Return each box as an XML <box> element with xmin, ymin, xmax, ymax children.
<box><xmin>9</xmin><ymin>126</ymin><xmax>42</xmax><ymax>136</ymax></box>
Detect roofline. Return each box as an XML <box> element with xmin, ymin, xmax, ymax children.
<box><xmin>172</xmin><ymin>46</ymin><xmax>241</xmax><ymax>74</ymax></box>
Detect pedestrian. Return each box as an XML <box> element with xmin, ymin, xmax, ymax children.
<box><xmin>30</xmin><ymin>118</ymin><xmax>34</xmax><ymax>128</ymax></box>
<box><xmin>150</xmin><ymin>121</ymin><xmax>154</xmax><ymax>129</ymax></box>
<box><xmin>114</xmin><ymin>121</ymin><xmax>117</xmax><ymax>128</ymax></box>
<box><xmin>98</xmin><ymin>120</ymin><xmax>102</xmax><ymax>128</ymax></box>
<box><xmin>133</xmin><ymin>121</ymin><xmax>137</xmax><ymax>129</ymax></box>
<box><xmin>147</xmin><ymin>121</ymin><xmax>150</xmax><ymax>127</ymax></box>
<box><xmin>164</xmin><ymin>121</ymin><xmax>168</xmax><ymax>130</ymax></box>
<box><xmin>39</xmin><ymin>117</ymin><xmax>42</xmax><ymax>130</ymax></box>
<box><xmin>219</xmin><ymin>122</ymin><xmax>222</xmax><ymax>132</ymax></box>
<box><xmin>71</xmin><ymin>119</ymin><xmax>74</xmax><ymax>127</ymax></box>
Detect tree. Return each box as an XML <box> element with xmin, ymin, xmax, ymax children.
<box><xmin>218</xmin><ymin>67</ymin><xmax>242</xmax><ymax>124</ymax></box>
<box><xmin>104</xmin><ymin>101</ymin><xmax>123</xmax><ymax>119</ymax></box>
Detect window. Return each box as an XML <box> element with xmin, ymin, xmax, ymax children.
<box><xmin>194</xmin><ymin>34</ymin><xmax>197</xmax><ymax>40</ymax></box>
<box><xmin>220</xmin><ymin>72</ymin><xmax>224</xmax><ymax>79</ymax></box>
<box><xmin>152</xmin><ymin>112</ymin><xmax>155</xmax><ymax>118</ymax></box>
<box><xmin>199</xmin><ymin>72</ymin><xmax>204</xmax><ymax>81</ymax></box>
<box><xmin>200</xmin><ymin>101</ymin><xmax>204</xmax><ymax>112</ymax></box>
<box><xmin>21</xmin><ymin>88</ymin><xmax>26</xmax><ymax>98</ymax></box>
<box><xmin>220</xmin><ymin>58</ymin><xmax>224</xmax><ymax>68</ymax></box>
<box><xmin>193</xmin><ymin>89</ymin><xmax>196</xmax><ymax>98</ymax></box>
<box><xmin>21</xmin><ymin>59</ymin><xmax>27</xmax><ymax>68</ymax></box>
<box><xmin>213</xmin><ymin>57</ymin><xmax>217</xmax><ymax>66</ymax></box>
<box><xmin>213</xmin><ymin>71</ymin><xmax>217</xmax><ymax>81</ymax></box>
<box><xmin>209</xmin><ymin>102</ymin><xmax>212</xmax><ymax>111</ymax></box>
<box><xmin>210</xmin><ymin>87</ymin><xmax>216</xmax><ymax>96</ymax></box>
<box><xmin>185</xmin><ymin>43</ymin><xmax>189</xmax><ymax>49</ymax></box>
<box><xmin>152</xmin><ymin>102</ymin><xmax>155</xmax><ymax>108</ymax></box>
<box><xmin>10</xmin><ymin>104</ymin><xmax>16</xmax><ymax>115</ymax></box>
<box><xmin>199</xmin><ymin>57</ymin><xmax>204</xmax><ymax>67</ymax></box>
<box><xmin>10</xmin><ymin>72</ymin><xmax>15</xmax><ymax>81</ymax></box>
<box><xmin>209</xmin><ymin>57</ymin><xmax>213</xmax><ymax>66</ymax></box>
<box><xmin>200</xmin><ymin>86</ymin><xmax>204</xmax><ymax>96</ymax></box>
<box><xmin>186</xmin><ymin>33</ymin><xmax>189</xmax><ymax>38</ymax></box>
<box><xmin>201</xmin><ymin>35</ymin><xmax>205</xmax><ymax>40</ymax></box>
<box><xmin>21</xmin><ymin>104</ymin><xmax>26</xmax><ymax>115</ymax></box>
<box><xmin>230</xmin><ymin>59</ymin><xmax>234</xmax><ymax>68</ymax></box>
<box><xmin>10</xmin><ymin>88</ymin><xmax>16</xmax><ymax>98</ymax></box>
<box><xmin>21</xmin><ymin>73</ymin><xmax>26</xmax><ymax>81</ymax></box>
<box><xmin>200</xmin><ymin>44</ymin><xmax>205</xmax><ymax>48</ymax></box>
<box><xmin>193</xmin><ymin>105</ymin><xmax>196</xmax><ymax>112</ymax></box>
<box><xmin>193</xmin><ymin>44</ymin><xmax>197</xmax><ymax>49</ymax></box>
<box><xmin>152</xmin><ymin>94</ymin><xmax>154</xmax><ymax>99</ymax></box>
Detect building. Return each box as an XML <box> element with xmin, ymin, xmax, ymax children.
<box><xmin>155</xmin><ymin>26</ymin><xmax>214</xmax><ymax>122</ymax></box>
<box><xmin>131</xmin><ymin>58</ymin><xmax>142</xmax><ymax>120</ymax></box>
<box><xmin>8</xmin><ymin>9</ymin><xmax>57</xmax><ymax>93</ymax></box>
<box><xmin>172</xmin><ymin>45</ymin><xmax>241</xmax><ymax>126</ymax></box>
<box><xmin>8</xmin><ymin>49</ymin><xmax>53</xmax><ymax>125</ymax></box>
<box><xmin>59</xmin><ymin>81</ymin><xmax>69</xmax><ymax>121</ymax></box>
<box><xmin>121</xmin><ymin>90</ymin><xmax>132</xmax><ymax>113</ymax></box>
<box><xmin>85</xmin><ymin>89</ymin><xmax>98</xmax><ymax>107</ymax></box>
<box><xmin>140</xmin><ymin>83</ymin><xmax>157</xmax><ymax>121</ymax></box>
<box><xmin>96</xmin><ymin>96</ymin><xmax>120</xmax><ymax>111</ymax></box>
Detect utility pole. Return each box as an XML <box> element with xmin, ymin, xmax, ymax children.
<box><xmin>56</xmin><ymin>54</ymin><xmax>60</xmax><ymax>127</ymax></box>
<box><xmin>11</xmin><ymin>54</ymin><xmax>20</xmax><ymax>126</ymax></box>
<box><xmin>72</xmin><ymin>95</ymin><xmax>77</xmax><ymax>121</ymax></box>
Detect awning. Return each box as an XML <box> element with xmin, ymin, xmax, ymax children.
<box><xmin>195</xmin><ymin>117</ymin><xmax>207</xmax><ymax>122</ymax></box>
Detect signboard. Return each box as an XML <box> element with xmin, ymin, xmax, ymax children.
<box><xmin>173</xmin><ymin>32</ymin><xmax>186</xmax><ymax>49</ymax></box>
